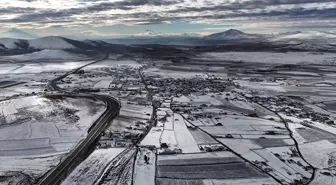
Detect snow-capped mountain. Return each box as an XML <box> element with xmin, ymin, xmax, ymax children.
<box><xmin>0</xmin><ymin>36</ymin><xmax>111</xmax><ymax>51</ymax></box>
<box><xmin>0</xmin><ymin>38</ymin><xmax>28</xmax><ymax>50</ymax></box>
<box><xmin>1</xmin><ymin>28</ymin><xmax>36</xmax><ymax>39</ymax></box>
<box><xmin>196</xmin><ymin>29</ymin><xmax>336</xmax><ymax>51</ymax></box>
<box><xmin>202</xmin><ymin>29</ymin><xmax>264</xmax><ymax>40</ymax></box>
<box><xmin>0</xmin><ymin>29</ymin><xmax>335</xmax><ymax>52</ymax></box>
<box><xmin>28</xmin><ymin>36</ymin><xmax>76</xmax><ymax>50</ymax></box>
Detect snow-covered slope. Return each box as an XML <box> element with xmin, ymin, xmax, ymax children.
<box><xmin>28</xmin><ymin>36</ymin><xmax>76</xmax><ymax>50</ymax></box>
<box><xmin>202</xmin><ymin>29</ymin><xmax>263</xmax><ymax>40</ymax></box>
<box><xmin>0</xmin><ymin>30</ymin><xmax>335</xmax><ymax>52</ymax></box>
<box><xmin>5</xmin><ymin>49</ymin><xmax>86</xmax><ymax>61</ymax></box>
<box><xmin>0</xmin><ymin>36</ymin><xmax>112</xmax><ymax>52</ymax></box>
<box><xmin>272</xmin><ymin>31</ymin><xmax>336</xmax><ymax>41</ymax></box>
<box><xmin>270</xmin><ymin>31</ymin><xmax>336</xmax><ymax>51</ymax></box>
<box><xmin>0</xmin><ymin>38</ymin><xmax>27</xmax><ymax>49</ymax></box>
<box><xmin>199</xmin><ymin>29</ymin><xmax>336</xmax><ymax>51</ymax></box>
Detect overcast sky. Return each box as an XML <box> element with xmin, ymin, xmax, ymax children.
<box><xmin>1</xmin><ymin>0</ymin><xmax>335</xmax><ymax>38</ymax></box>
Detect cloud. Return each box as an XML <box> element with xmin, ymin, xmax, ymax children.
<box><xmin>0</xmin><ymin>0</ymin><xmax>335</xmax><ymax>35</ymax></box>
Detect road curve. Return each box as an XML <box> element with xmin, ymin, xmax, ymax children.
<box><xmin>37</xmin><ymin>54</ymin><xmax>121</xmax><ymax>185</ymax></box>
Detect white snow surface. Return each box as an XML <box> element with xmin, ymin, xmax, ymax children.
<box><xmin>158</xmin><ymin>151</ymin><xmax>238</xmax><ymax>163</ymax></box>
<box><xmin>133</xmin><ymin>148</ymin><xmax>156</xmax><ymax>185</ymax></box>
<box><xmin>0</xmin><ymin>38</ymin><xmax>25</xmax><ymax>49</ymax></box>
<box><xmin>272</xmin><ymin>31</ymin><xmax>336</xmax><ymax>40</ymax></box>
<box><xmin>0</xmin><ymin>96</ymin><xmax>106</xmax><ymax>155</ymax></box>
<box><xmin>203</xmin><ymin>178</ymin><xmax>279</xmax><ymax>185</ymax></box>
<box><xmin>5</xmin><ymin>49</ymin><xmax>85</xmax><ymax>61</ymax></box>
<box><xmin>0</xmin><ymin>154</ymin><xmax>62</xmax><ymax>177</ymax></box>
<box><xmin>62</xmin><ymin>148</ymin><xmax>125</xmax><ymax>185</ymax></box>
<box><xmin>311</xmin><ymin>170</ymin><xmax>336</xmax><ymax>185</ymax></box>
<box><xmin>140</xmin><ymin>127</ymin><xmax>163</xmax><ymax>147</ymax></box>
<box><xmin>161</xmin><ymin>130</ymin><xmax>177</xmax><ymax>148</ymax></box>
<box><xmin>300</xmin><ymin>140</ymin><xmax>336</xmax><ymax>169</ymax></box>
<box><xmin>86</xmin><ymin>59</ymin><xmax>143</xmax><ymax>69</ymax></box>
<box><xmin>173</xmin><ymin>114</ymin><xmax>200</xmax><ymax>153</ymax></box>
<box><xmin>28</xmin><ymin>36</ymin><xmax>75</xmax><ymax>49</ymax></box>
<box><xmin>253</xmin><ymin>147</ymin><xmax>312</xmax><ymax>183</ymax></box>
<box><xmin>235</xmin><ymin>80</ymin><xmax>287</xmax><ymax>92</ymax></box>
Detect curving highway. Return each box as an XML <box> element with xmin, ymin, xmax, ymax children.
<box><xmin>37</xmin><ymin>54</ymin><xmax>121</xmax><ymax>185</ymax></box>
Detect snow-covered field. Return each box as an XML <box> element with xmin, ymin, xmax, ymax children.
<box><xmin>141</xmin><ymin>112</ymin><xmax>199</xmax><ymax>153</ymax></box>
<box><xmin>0</xmin><ymin>96</ymin><xmax>106</xmax><ymax>182</ymax></box>
<box><xmin>173</xmin><ymin>113</ymin><xmax>200</xmax><ymax>153</ymax></box>
<box><xmin>170</xmin><ymin>85</ymin><xmax>315</xmax><ymax>184</ymax></box>
<box><xmin>2</xmin><ymin>40</ymin><xmax>336</xmax><ymax>185</ymax></box>
<box><xmin>201</xmin><ymin>115</ymin><xmax>287</xmax><ymax>136</ymax></box>
<box><xmin>62</xmin><ymin>148</ymin><xmax>125</xmax><ymax>185</ymax></box>
<box><xmin>300</xmin><ymin>140</ymin><xmax>336</xmax><ymax>169</ymax></box>
<box><xmin>234</xmin><ymin>80</ymin><xmax>287</xmax><ymax>92</ymax></box>
<box><xmin>157</xmin><ymin>151</ymin><xmax>241</xmax><ymax>165</ymax></box>
<box><xmin>203</xmin><ymin>178</ymin><xmax>279</xmax><ymax>185</ymax></box>
<box><xmin>133</xmin><ymin>148</ymin><xmax>156</xmax><ymax>185</ymax></box>
<box><xmin>0</xmin><ymin>154</ymin><xmax>62</xmax><ymax>180</ymax></box>
<box><xmin>140</xmin><ymin>127</ymin><xmax>163</xmax><ymax>147</ymax></box>
<box><xmin>120</xmin><ymin>103</ymin><xmax>152</xmax><ymax>120</ymax></box>
<box><xmin>197</xmin><ymin>52</ymin><xmax>336</xmax><ymax>64</ymax></box>
<box><xmin>86</xmin><ymin>59</ymin><xmax>143</xmax><ymax>69</ymax></box>
<box><xmin>254</xmin><ymin>147</ymin><xmax>312</xmax><ymax>183</ymax></box>
<box><xmin>311</xmin><ymin>170</ymin><xmax>336</xmax><ymax>185</ymax></box>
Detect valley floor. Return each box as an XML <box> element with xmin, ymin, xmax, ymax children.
<box><xmin>1</xmin><ymin>48</ymin><xmax>336</xmax><ymax>185</ymax></box>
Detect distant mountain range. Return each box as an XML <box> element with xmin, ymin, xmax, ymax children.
<box><xmin>202</xmin><ymin>29</ymin><xmax>263</xmax><ymax>40</ymax></box>
<box><xmin>1</xmin><ymin>28</ymin><xmax>37</xmax><ymax>39</ymax></box>
<box><xmin>105</xmin><ymin>29</ymin><xmax>336</xmax><ymax>50</ymax></box>
<box><xmin>0</xmin><ymin>29</ymin><xmax>335</xmax><ymax>52</ymax></box>
<box><xmin>0</xmin><ymin>36</ymin><xmax>112</xmax><ymax>51</ymax></box>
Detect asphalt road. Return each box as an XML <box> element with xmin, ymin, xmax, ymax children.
<box><xmin>37</xmin><ymin>54</ymin><xmax>121</xmax><ymax>185</ymax></box>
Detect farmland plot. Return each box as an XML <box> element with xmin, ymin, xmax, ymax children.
<box><xmin>133</xmin><ymin>148</ymin><xmax>156</xmax><ymax>185</ymax></box>
<box><xmin>62</xmin><ymin>148</ymin><xmax>125</xmax><ymax>185</ymax></box>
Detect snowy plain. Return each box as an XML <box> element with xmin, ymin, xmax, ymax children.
<box><xmin>198</xmin><ymin>52</ymin><xmax>336</xmax><ymax>64</ymax></box>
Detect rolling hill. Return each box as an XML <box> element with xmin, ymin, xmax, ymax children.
<box><xmin>0</xmin><ymin>29</ymin><xmax>335</xmax><ymax>52</ymax></box>
<box><xmin>0</xmin><ymin>36</ymin><xmax>110</xmax><ymax>51</ymax></box>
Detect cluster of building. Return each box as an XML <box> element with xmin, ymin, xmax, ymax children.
<box><xmin>146</xmin><ymin>77</ymin><xmax>233</xmax><ymax>97</ymax></box>
<box><xmin>245</xmin><ymin>94</ymin><xmax>334</xmax><ymax>126</ymax></box>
